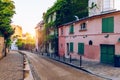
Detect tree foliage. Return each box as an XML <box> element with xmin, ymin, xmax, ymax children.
<box><xmin>44</xmin><ymin>0</ymin><xmax>88</xmax><ymax>27</ymax></box>
<box><xmin>0</xmin><ymin>0</ymin><xmax>15</xmax><ymax>39</ymax></box>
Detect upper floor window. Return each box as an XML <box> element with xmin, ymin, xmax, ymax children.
<box><xmin>69</xmin><ymin>24</ymin><xmax>74</xmax><ymax>34</ymax></box>
<box><xmin>61</xmin><ymin>28</ymin><xmax>63</xmax><ymax>35</ymax></box>
<box><xmin>102</xmin><ymin>17</ymin><xmax>114</xmax><ymax>33</ymax></box>
<box><xmin>103</xmin><ymin>0</ymin><xmax>114</xmax><ymax>11</ymax></box>
<box><xmin>53</xmin><ymin>12</ymin><xmax>56</xmax><ymax>22</ymax></box>
<box><xmin>48</xmin><ymin>16</ymin><xmax>51</xmax><ymax>23</ymax></box>
<box><xmin>47</xmin><ymin>12</ymin><xmax>56</xmax><ymax>23</ymax></box>
<box><xmin>80</xmin><ymin>22</ymin><xmax>87</xmax><ymax>31</ymax></box>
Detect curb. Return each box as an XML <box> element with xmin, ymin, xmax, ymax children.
<box><xmin>40</xmin><ymin>54</ymin><xmax>112</xmax><ymax>80</ymax></box>
<box><xmin>18</xmin><ymin>51</ymin><xmax>41</xmax><ymax>80</ymax></box>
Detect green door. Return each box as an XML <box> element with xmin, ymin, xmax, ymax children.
<box><xmin>100</xmin><ymin>44</ymin><xmax>115</xmax><ymax>65</ymax></box>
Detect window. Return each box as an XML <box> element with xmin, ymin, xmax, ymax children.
<box><xmin>61</xmin><ymin>28</ymin><xmax>63</xmax><ymax>35</ymax></box>
<box><xmin>80</xmin><ymin>23</ymin><xmax>87</xmax><ymax>31</ymax></box>
<box><xmin>102</xmin><ymin>17</ymin><xmax>114</xmax><ymax>33</ymax></box>
<box><xmin>53</xmin><ymin>12</ymin><xmax>56</xmax><ymax>21</ymax></box>
<box><xmin>69</xmin><ymin>25</ymin><xmax>74</xmax><ymax>34</ymax></box>
<box><xmin>103</xmin><ymin>0</ymin><xmax>114</xmax><ymax>11</ymax></box>
<box><xmin>89</xmin><ymin>40</ymin><xmax>93</xmax><ymax>45</ymax></box>
<box><xmin>78</xmin><ymin>43</ymin><xmax>84</xmax><ymax>55</ymax></box>
<box><xmin>48</xmin><ymin>16</ymin><xmax>51</xmax><ymax>23</ymax></box>
<box><xmin>70</xmin><ymin>42</ymin><xmax>74</xmax><ymax>52</ymax></box>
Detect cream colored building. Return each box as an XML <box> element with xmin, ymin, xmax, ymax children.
<box><xmin>11</xmin><ymin>25</ymin><xmax>22</xmax><ymax>50</ymax></box>
<box><xmin>11</xmin><ymin>25</ymin><xmax>22</xmax><ymax>39</ymax></box>
<box><xmin>89</xmin><ymin>0</ymin><xmax>120</xmax><ymax>16</ymax></box>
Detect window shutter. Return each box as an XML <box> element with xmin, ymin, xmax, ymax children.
<box><xmin>78</xmin><ymin>43</ymin><xmax>84</xmax><ymax>55</ymax></box>
<box><xmin>102</xmin><ymin>17</ymin><xmax>114</xmax><ymax>33</ymax></box>
<box><xmin>108</xmin><ymin>17</ymin><xmax>114</xmax><ymax>33</ymax></box>
<box><xmin>69</xmin><ymin>25</ymin><xmax>74</xmax><ymax>34</ymax></box>
<box><xmin>70</xmin><ymin>42</ymin><xmax>73</xmax><ymax>52</ymax></box>
<box><xmin>102</xmin><ymin>18</ymin><xmax>108</xmax><ymax>33</ymax></box>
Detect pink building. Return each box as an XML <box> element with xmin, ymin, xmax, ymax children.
<box><xmin>58</xmin><ymin>11</ymin><xmax>120</xmax><ymax>65</ymax></box>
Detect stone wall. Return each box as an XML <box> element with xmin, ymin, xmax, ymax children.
<box><xmin>0</xmin><ymin>37</ymin><xmax>4</xmax><ymax>59</ymax></box>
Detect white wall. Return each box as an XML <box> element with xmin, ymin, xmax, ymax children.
<box><xmin>89</xmin><ymin>0</ymin><xmax>120</xmax><ymax>16</ymax></box>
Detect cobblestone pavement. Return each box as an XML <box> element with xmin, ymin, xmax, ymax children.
<box><xmin>0</xmin><ymin>50</ymin><xmax>24</xmax><ymax>80</ymax></box>
<box><xmin>21</xmin><ymin>51</ymin><xmax>103</xmax><ymax>80</ymax></box>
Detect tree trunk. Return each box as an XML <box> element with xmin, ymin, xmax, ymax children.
<box><xmin>4</xmin><ymin>40</ymin><xmax>7</xmax><ymax>57</ymax></box>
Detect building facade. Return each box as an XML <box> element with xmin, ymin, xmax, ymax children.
<box><xmin>35</xmin><ymin>21</ymin><xmax>45</xmax><ymax>52</ymax></box>
<box><xmin>11</xmin><ymin>25</ymin><xmax>23</xmax><ymax>50</ymax></box>
<box><xmin>45</xmin><ymin>12</ymin><xmax>58</xmax><ymax>55</ymax></box>
<box><xmin>11</xmin><ymin>25</ymin><xmax>22</xmax><ymax>38</ymax></box>
<box><xmin>59</xmin><ymin>11</ymin><xmax>120</xmax><ymax>65</ymax></box>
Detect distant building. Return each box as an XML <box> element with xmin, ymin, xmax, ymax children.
<box><xmin>11</xmin><ymin>25</ymin><xmax>22</xmax><ymax>39</ymax></box>
<box><xmin>35</xmin><ymin>21</ymin><xmax>45</xmax><ymax>52</ymax></box>
<box><xmin>11</xmin><ymin>25</ymin><xmax>23</xmax><ymax>50</ymax></box>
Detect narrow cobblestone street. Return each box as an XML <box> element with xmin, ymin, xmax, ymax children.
<box><xmin>0</xmin><ymin>51</ymin><xmax>24</xmax><ymax>80</ymax></box>
<box><xmin>21</xmin><ymin>51</ymin><xmax>103</xmax><ymax>80</ymax></box>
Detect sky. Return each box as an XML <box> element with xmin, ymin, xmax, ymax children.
<box><xmin>12</xmin><ymin>0</ymin><xmax>56</xmax><ymax>35</ymax></box>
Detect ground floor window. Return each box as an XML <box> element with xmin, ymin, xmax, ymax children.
<box><xmin>78</xmin><ymin>43</ymin><xmax>84</xmax><ymax>55</ymax></box>
<box><xmin>70</xmin><ymin>42</ymin><xmax>74</xmax><ymax>52</ymax></box>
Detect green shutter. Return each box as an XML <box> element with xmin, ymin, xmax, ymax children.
<box><xmin>70</xmin><ymin>42</ymin><xmax>73</xmax><ymax>52</ymax></box>
<box><xmin>69</xmin><ymin>25</ymin><xmax>74</xmax><ymax>34</ymax></box>
<box><xmin>102</xmin><ymin>18</ymin><xmax>108</xmax><ymax>33</ymax></box>
<box><xmin>78</xmin><ymin>43</ymin><xmax>84</xmax><ymax>55</ymax></box>
<box><xmin>102</xmin><ymin>17</ymin><xmax>114</xmax><ymax>33</ymax></box>
<box><xmin>108</xmin><ymin>17</ymin><xmax>114</xmax><ymax>33</ymax></box>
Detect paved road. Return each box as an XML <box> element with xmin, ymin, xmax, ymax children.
<box><xmin>21</xmin><ymin>51</ymin><xmax>103</xmax><ymax>80</ymax></box>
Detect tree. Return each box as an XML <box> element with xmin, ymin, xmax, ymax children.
<box><xmin>44</xmin><ymin>0</ymin><xmax>88</xmax><ymax>26</ymax></box>
<box><xmin>0</xmin><ymin>0</ymin><xmax>15</xmax><ymax>56</ymax></box>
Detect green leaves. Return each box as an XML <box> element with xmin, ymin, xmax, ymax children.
<box><xmin>0</xmin><ymin>0</ymin><xmax>15</xmax><ymax>39</ymax></box>
<box><xmin>44</xmin><ymin>0</ymin><xmax>88</xmax><ymax>27</ymax></box>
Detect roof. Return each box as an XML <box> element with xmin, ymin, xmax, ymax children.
<box><xmin>35</xmin><ymin>20</ymin><xmax>44</xmax><ymax>29</ymax></box>
<box><xmin>58</xmin><ymin>10</ymin><xmax>120</xmax><ymax>28</ymax></box>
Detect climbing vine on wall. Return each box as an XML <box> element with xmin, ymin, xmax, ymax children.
<box><xmin>44</xmin><ymin>0</ymin><xmax>88</xmax><ymax>27</ymax></box>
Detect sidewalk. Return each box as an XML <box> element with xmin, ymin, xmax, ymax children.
<box><xmin>37</xmin><ymin>52</ymin><xmax>120</xmax><ymax>80</ymax></box>
<box><xmin>0</xmin><ymin>51</ymin><xmax>24</xmax><ymax>80</ymax></box>
<box><xmin>73</xmin><ymin>58</ymin><xmax>120</xmax><ymax>80</ymax></box>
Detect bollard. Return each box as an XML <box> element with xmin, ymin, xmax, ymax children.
<box><xmin>70</xmin><ymin>55</ymin><xmax>72</xmax><ymax>63</ymax></box>
<box><xmin>59</xmin><ymin>56</ymin><xmax>60</xmax><ymax>61</ymax></box>
<box><xmin>63</xmin><ymin>55</ymin><xmax>65</xmax><ymax>61</ymax></box>
<box><xmin>80</xmin><ymin>55</ymin><xmax>82</xmax><ymax>67</ymax></box>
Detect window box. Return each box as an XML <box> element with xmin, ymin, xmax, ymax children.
<box><xmin>79</xmin><ymin>29</ymin><xmax>87</xmax><ymax>32</ymax></box>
